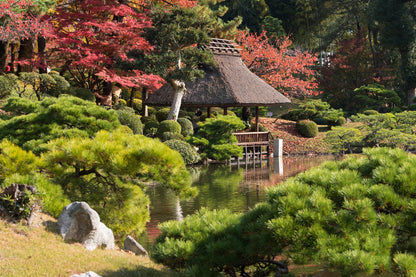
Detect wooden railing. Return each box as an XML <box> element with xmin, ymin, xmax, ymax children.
<box><xmin>233</xmin><ymin>131</ymin><xmax>270</xmax><ymax>146</ymax></box>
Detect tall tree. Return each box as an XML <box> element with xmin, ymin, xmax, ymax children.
<box><xmin>236</xmin><ymin>30</ymin><xmax>319</xmax><ymax>97</ymax></box>
<box><xmin>319</xmin><ymin>32</ymin><xmax>395</xmax><ymax>111</ymax></box>
<box><xmin>44</xmin><ymin>0</ymin><xmax>163</xmax><ymax>105</ymax></box>
<box><xmin>124</xmin><ymin>0</ymin><xmax>240</xmax><ymax>120</ymax></box>
<box><xmin>370</xmin><ymin>0</ymin><xmax>416</xmax><ymax>104</ymax></box>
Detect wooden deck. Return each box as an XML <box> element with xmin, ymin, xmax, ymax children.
<box><xmin>232</xmin><ymin>132</ymin><xmax>271</xmax><ymax>163</ymax></box>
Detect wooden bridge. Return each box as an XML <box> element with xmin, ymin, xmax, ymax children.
<box><xmin>232</xmin><ymin>131</ymin><xmax>271</xmax><ymax>164</ymax></box>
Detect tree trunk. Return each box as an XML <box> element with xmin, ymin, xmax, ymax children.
<box><xmin>17</xmin><ymin>38</ymin><xmax>34</xmax><ymax>73</ymax></box>
<box><xmin>37</xmin><ymin>36</ymin><xmax>47</xmax><ymax>73</ymax></box>
<box><xmin>167</xmin><ymin>80</ymin><xmax>186</xmax><ymax>121</ymax></box>
<box><xmin>141</xmin><ymin>87</ymin><xmax>149</xmax><ymax>117</ymax></box>
<box><xmin>0</xmin><ymin>40</ymin><xmax>9</xmax><ymax>74</ymax></box>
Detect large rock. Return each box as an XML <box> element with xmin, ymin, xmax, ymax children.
<box><xmin>57</xmin><ymin>202</ymin><xmax>115</xmax><ymax>251</ymax></box>
<box><xmin>124</xmin><ymin>235</ymin><xmax>148</xmax><ymax>256</ymax></box>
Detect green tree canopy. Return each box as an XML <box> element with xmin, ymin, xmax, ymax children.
<box><xmin>0</xmin><ymin>95</ymin><xmax>120</xmax><ymax>153</ymax></box>
<box><xmin>154</xmin><ymin>148</ymin><xmax>416</xmax><ymax>276</ymax></box>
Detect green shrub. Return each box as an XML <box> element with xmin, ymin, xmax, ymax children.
<box><xmin>281</xmin><ymin>108</ymin><xmax>312</xmax><ymax>121</ymax></box>
<box><xmin>131</xmin><ymin>98</ymin><xmax>142</xmax><ymax>113</ymax></box>
<box><xmin>116</xmin><ymin>110</ymin><xmax>143</xmax><ymax>134</ymax></box>
<box><xmin>113</xmin><ymin>104</ymin><xmax>135</xmax><ymax>113</ymax></box>
<box><xmin>140</xmin><ymin>115</ymin><xmax>157</xmax><ymax>125</ymax></box>
<box><xmin>0</xmin><ymin>184</ymin><xmax>38</xmax><ymax>220</ymax></box>
<box><xmin>70</xmin><ymin>88</ymin><xmax>96</xmax><ymax>101</ymax></box>
<box><xmin>282</xmin><ymin>100</ymin><xmax>332</xmax><ymax>121</ymax></box>
<box><xmin>0</xmin><ymin>74</ymin><xmax>19</xmax><ymax>99</ymax></box>
<box><xmin>177</xmin><ymin>117</ymin><xmax>194</xmax><ymax>137</ymax></box>
<box><xmin>164</xmin><ymin>139</ymin><xmax>201</xmax><ymax>165</ymax></box>
<box><xmin>153</xmin><ymin>148</ymin><xmax>416</xmax><ymax>276</ymax></box>
<box><xmin>363</xmin><ymin>109</ymin><xmax>379</xmax><ymax>115</ymax></box>
<box><xmin>336</xmin><ymin>116</ymin><xmax>346</xmax><ymax>126</ymax></box>
<box><xmin>2</xmin><ymin>173</ymin><xmax>69</xmax><ymax>218</ymax></box>
<box><xmin>143</xmin><ymin>121</ymin><xmax>159</xmax><ymax>137</ymax></box>
<box><xmin>312</xmin><ymin>117</ymin><xmax>328</xmax><ymax>125</ymax></box>
<box><xmin>0</xmin><ymin>140</ymin><xmax>69</xmax><ymax>217</ymax></box>
<box><xmin>325</xmin><ymin>126</ymin><xmax>364</xmax><ymax>154</ymax></box>
<box><xmin>296</xmin><ymin>120</ymin><xmax>318</xmax><ymax>138</ymax></box>
<box><xmin>156</xmin><ymin>108</ymin><xmax>171</xmax><ymax>122</ymax></box>
<box><xmin>0</xmin><ymin>95</ymin><xmax>120</xmax><ymax>154</ymax></box>
<box><xmin>42</xmin><ymin>127</ymin><xmax>194</xmax><ymax>239</ymax></box>
<box><xmin>157</xmin><ymin>120</ymin><xmax>181</xmax><ymax>138</ymax></box>
<box><xmin>408</xmin><ymin>104</ymin><xmax>416</xmax><ymax>111</ymax></box>
<box><xmin>160</xmin><ymin>132</ymin><xmax>184</xmax><ymax>142</ymax></box>
<box><xmin>189</xmin><ymin>115</ymin><xmax>245</xmax><ymax>161</ymax></box>
<box><xmin>118</xmin><ymin>99</ymin><xmax>127</xmax><ymax>106</ymax></box>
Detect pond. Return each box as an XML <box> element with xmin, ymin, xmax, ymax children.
<box><xmin>141</xmin><ymin>155</ymin><xmax>337</xmax><ymax>247</ymax></box>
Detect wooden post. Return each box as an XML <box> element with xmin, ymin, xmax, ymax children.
<box><xmin>223</xmin><ymin>107</ymin><xmax>228</xmax><ymax>115</ymax></box>
<box><xmin>207</xmin><ymin>107</ymin><xmax>211</xmax><ymax>118</ymax></box>
<box><xmin>255</xmin><ymin>106</ymin><xmax>259</xmax><ymax>132</ymax></box>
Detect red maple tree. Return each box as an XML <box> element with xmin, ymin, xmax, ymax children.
<box><xmin>319</xmin><ymin>32</ymin><xmax>394</xmax><ymax>110</ymax></box>
<box><xmin>44</xmin><ymin>0</ymin><xmax>164</xmax><ymax>95</ymax></box>
<box><xmin>236</xmin><ymin>30</ymin><xmax>319</xmax><ymax>97</ymax></box>
<box><xmin>0</xmin><ymin>0</ymin><xmax>46</xmax><ymax>72</ymax></box>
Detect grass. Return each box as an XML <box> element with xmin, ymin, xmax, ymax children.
<box><xmin>0</xmin><ymin>213</ymin><xmax>178</xmax><ymax>277</ymax></box>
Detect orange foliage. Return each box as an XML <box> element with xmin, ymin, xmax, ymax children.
<box><xmin>236</xmin><ymin>30</ymin><xmax>320</xmax><ymax>97</ymax></box>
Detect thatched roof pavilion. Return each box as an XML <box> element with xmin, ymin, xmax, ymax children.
<box><xmin>143</xmin><ymin>38</ymin><xmax>291</xmax><ymax>129</ymax></box>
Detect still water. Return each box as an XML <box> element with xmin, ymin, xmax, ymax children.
<box><xmin>143</xmin><ymin>155</ymin><xmax>336</xmax><ymax>244</ymax></box>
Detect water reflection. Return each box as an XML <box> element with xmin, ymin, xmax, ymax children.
<box><xmin>144</xmin><ymin>155</ymin><xmax>336</xmax><ymax>243</ymax></box>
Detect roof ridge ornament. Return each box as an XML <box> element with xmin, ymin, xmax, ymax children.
<box><xmin>200</xmin><ymin>38</ymin><xmax>241</xmax><ymax>56</ymax></box>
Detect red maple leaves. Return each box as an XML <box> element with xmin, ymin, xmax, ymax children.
<box><xmin>0</xmin><ymin>0</ymin><xmax>46</xmax><ymax>41</ymax></box>
<box><xmin>236</xmin><ymin>30</ymin><xmax>320</xmax><ymax>97</ymax></box>
<box><xmin>44</xmin><ymin>0</ymin><xmax>164</xmax><ymax>91</ymax></box>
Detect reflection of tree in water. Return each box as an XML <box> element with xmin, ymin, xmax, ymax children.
<box><xmin>145</xmin><ymin>156</ymin><xmax>337</xmax><ymax>242</ymax></box>
<box><xmin>181</xmin><ymin>165</ymin><xmax>245</xmax><ymax>213</ymax></box>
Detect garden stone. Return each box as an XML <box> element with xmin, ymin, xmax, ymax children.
<box><xmin>57</xmin><ymin>202</ymin><xmax>115</xmax><ymax>251</ymax></box>
<box><xmin>124</xmin><ymin>235</ymin><xmax>148</xmax><ymax>256</ymax></box>
<box><xmin>71</xmin><ymin>271</ymin><xmax>102</xmax><ymax>277</ymax></box>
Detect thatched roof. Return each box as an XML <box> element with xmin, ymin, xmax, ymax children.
<box><xmin>143</xmin><ymin>38</ymin><xmax>291</xmax><ymax>107</ymax></box>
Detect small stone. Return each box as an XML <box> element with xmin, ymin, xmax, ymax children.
<box><xmin>124</xmin><ymin>235</ymin><xmax>148</xmax><ymax>256</ymax></box>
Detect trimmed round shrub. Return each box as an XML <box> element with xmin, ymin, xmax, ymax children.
<box><xmin>164</xmin><ymin>139</ymin><xmax>201</xmax><ymax>165</ymax></box>
<box><xmin>336</xmin><ymin>116</ymin><xmax>346</xmax><ymax>126</ymax></box>
<box><xmin>116</xmin><ymin>110</ymin><xmax>143</xmax><ymax>134</ymax></box>
<box><xmin>141</xmin><ymin>115</ymin><xmax>157</xmax><ymax>125</ymax></box>
<box><xmin>71</xmin><ymin>87</ymin><xmax>96</xmax><ymax>101</ymax></box>
<box><xmin>296</xmin><ymin>120</ymin><xmax>318</xmax><ymax>138</ymax></box>
<box><xmin>118</xmin><ymin>99</ymin><xmax>127</xmax><ymax>106</ymax></box>
<box><xmin>143</xmin><ymin>121</ymin><xmax>159</xmax><ymax>137</ymax></box>
<box><xmin>327</xmin><ymin>116</ymin><xmax>347</xmax><ymax>127</ymax></box>
<box><xmin>157</xmin><ymin>120</ymin><xmax>181</xmax><ymax>138</ymax></box>
<box><xmin>156</xmin><ymin>108</ymin><xmax>171</xmax><ymax>122</ymax></box>
<box><xmin>114</xmin><ymin>104</ymin><xmax>135</xmax><ymax>114</ymax></box>
<box><xmin>312</xmin><ymin>117</ymin><xmax>328</xmax><ymax>125</ymax></box>
<box><xmin>177</xmin><ymin>117</ymin><xmax>194</xmax><ymax>137</ymax></box>
<box><xmin>363</xmin><ymin>109</ymin><xmax>379</xmax><ymax>115</ymax></box>
<box><xmin>132</xmin><ymin>98</ymin><xmax>142</xmax><ymax>113</ymax></box>
<box><xmin>160</xmin><ymin>132</ymin><xmax>184</xmax><ymax>142</ymax></box>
